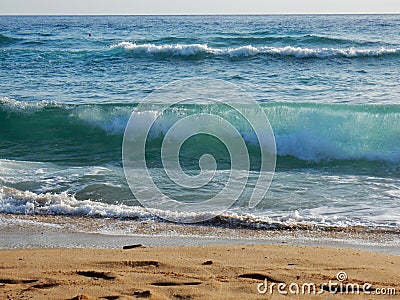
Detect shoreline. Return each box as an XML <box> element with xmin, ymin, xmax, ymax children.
<box><xmin>1</xmin><ymin>214</ymin><xmax>399</xmax><ymax>254</ymax></box>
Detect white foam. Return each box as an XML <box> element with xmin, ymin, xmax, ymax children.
<box><xmin>0</xmin><ymin>97</ymin><xmax>59</xmax><ymax>113</ymax></box>
<box><xmin>111</xmin><ymin>42</ymin><xmax>400</xmax><ymax>58</ymax></box>
<box><xmin>0</xmin><ymin>186</ymin><xmax>148</xmax><ymax>217</ymax></box>
<box><xmin>1</xmin><ymin>186</ymin><xmax>397</xmax><ymax>229</ymax></box>
<box><xmin>112</xmin><ymin>42</ymin><xmax>217</xmax><ymax>56</ymax></box>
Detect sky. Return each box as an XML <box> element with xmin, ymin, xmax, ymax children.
<box><xmin>0</xmin><ymin>0</ymin><xmax>399</xmax><ymax>15</ymax></box>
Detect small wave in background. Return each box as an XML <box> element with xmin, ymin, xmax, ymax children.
<box><xmin>111</xmin><ymin>42</ymin><xmax>400</xmax><ymax>59</ymax></box>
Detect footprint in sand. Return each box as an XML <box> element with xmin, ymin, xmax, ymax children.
<box><xmin>0</xmin><ymin>278</ymin><xmax>38</xmax><ymax>284</ymax></box>
<box><xmin>133</xmin><ymin>290</ymin><xmax>151</xmax><ymax>298</ymax></box>
<box><xmin>76</xmin><ymin>271</ymin><xmax>116</xmax><ymax>280</ymax></box>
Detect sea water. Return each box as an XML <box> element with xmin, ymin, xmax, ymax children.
<box><xmin>0</xmin><ymin>15</ymin><xmax>399</xmax><ymax>232</ymax></box>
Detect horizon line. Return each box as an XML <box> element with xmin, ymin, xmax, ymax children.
<box><xmin>1</xmin><ymin>13</ymin><xmax>399</xmax><ymax>16</ymax></box>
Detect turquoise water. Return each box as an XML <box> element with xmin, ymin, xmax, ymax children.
<box><xmin>0</xmin><ymin>15</ymin><xmax>399</xmax><ymax>230</ymax></box>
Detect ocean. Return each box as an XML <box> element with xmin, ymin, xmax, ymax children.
<box><xmin>0</xmin><ymin>15</ymin><xmax>399</xmax><ymax>237</ymax></box>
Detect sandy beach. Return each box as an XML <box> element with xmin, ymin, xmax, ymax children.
<box><xmin>0</xmin><ymin>244</ymin><xmax>398</xmax><ymax>299</ymax></box>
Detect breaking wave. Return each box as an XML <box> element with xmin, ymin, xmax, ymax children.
<box><xmin>1</xmin><ymin>97</ymin><xmax>399</xmax><ymax>166</ymax></box>
<box><xmin>111</xmin><ymin>42</ymin><xmax>400</xmax><ymax>59</ymax></box>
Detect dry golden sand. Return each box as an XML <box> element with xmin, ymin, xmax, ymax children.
<box><xmin>0</xmin><ymin>245</ymin><xmax>399</xmax><ymax>299</ymax></box>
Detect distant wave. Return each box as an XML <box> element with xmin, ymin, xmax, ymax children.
<box><xmin>0</xmin><ymin>34</ymin><xmax>19</xmax><ymax>45</ymax></box>
<box><xmin>1</xmin><ymin>98</ymin><xmax>399</xmax><ymax>167</ymax></box>
<box><xmin>111</xmin><ymin>42</ymin><xmax>400</xmax><ymax>59</ymax></box>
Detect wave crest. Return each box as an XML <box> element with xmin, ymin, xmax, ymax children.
<box><xmin>111</xmin><ymin>42</ymin><xmax>400</xmax><ymax>59</ymax></box>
